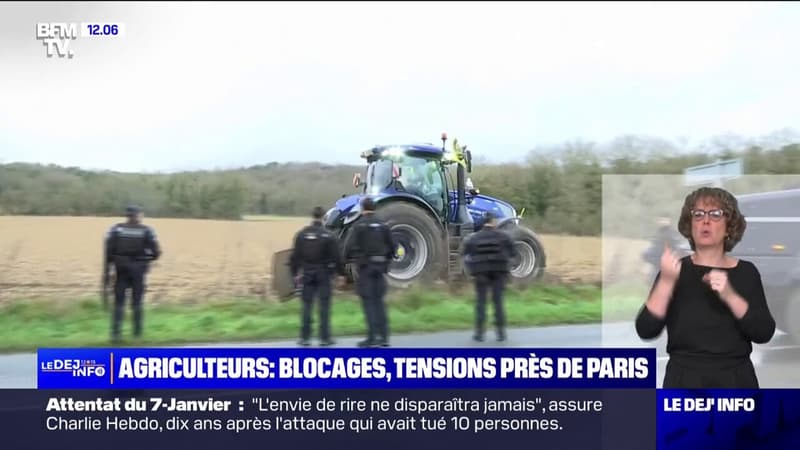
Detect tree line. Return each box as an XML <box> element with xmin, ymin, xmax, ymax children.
<box><xmin>2</xmin><ymin>138</ymin><xmax>799</xmax><ymax>236</ymax></box>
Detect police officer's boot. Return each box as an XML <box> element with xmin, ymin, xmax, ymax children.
<box><xmin>357</xmin><ymin>338</ymin><xmax>375</xmax><ymax>348</ymax></box>
<box><xmin>496</xmin><ymin>327</ymin><xmax>506</xmax><ymax>342</ymax></box>
<box><xmin>473</xmin><ymin>318</ymin><xmax>485</xmax><ymax>342</ymax></box>
<box><xmin>298</xmin><ymin>328</ymin><xmax>311</xmax><ymax>346</ymax></box>
<box><xmin>473</xmin><ymin>322</ymin><xmax>484</xmax><ymax>342</ymax></box>
<box><xmin>357</xmin><ymin>325</ymin><xmax>379</xmax><ymax>347</ymax></box>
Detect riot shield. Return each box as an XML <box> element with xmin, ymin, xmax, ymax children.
<box><xmin>271</xmin><ymin>249</ymin><xmax>298</xmax><ymax>301</ymax></box>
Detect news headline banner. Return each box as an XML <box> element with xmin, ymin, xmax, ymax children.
<box><xmin>657</xmin><ymin>389</ymin><xmax>800</xmax><ymax>450</ymax></box>
<box><xmin>37</xmin><ymin>348</ymin><xmax>656</xmax><ymax>389</ymax></box>
<box><xmin>0</xmin><ymin>389</ymin><xmax>656</xmax><ymax>450</ymax></box>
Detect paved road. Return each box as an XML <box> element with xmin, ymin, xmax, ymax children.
<box><xmin>2</xmin><ymin>322</ymin><xmax>798</xmax><ymax>388</ymax></box>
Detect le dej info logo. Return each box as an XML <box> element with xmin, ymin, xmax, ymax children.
<box><xmin>40</xmin><ymin>358</ymin><xmax>108</xmax><ymax>378</ymax></box>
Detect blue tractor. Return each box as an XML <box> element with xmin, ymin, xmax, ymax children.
<box><xmin>272</xmin><ymin>134</ymin><xmax>546</xmax><ymax>297</ymax></box>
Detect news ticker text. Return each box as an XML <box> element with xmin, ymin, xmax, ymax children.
<box><xmin>25</xmin><ymin>388</ymin><xmax>654</xmax><ymax>450</ymax></box>
<box><xmin>44</xmin><ymin>394</ymin><xmax>595</xmax><ymax>433</ymax></box>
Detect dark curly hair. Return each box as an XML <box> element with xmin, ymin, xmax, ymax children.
<box><xmin>677</xmin><ymin>187</ymin><xmax>746</xmax><ymax>252</ymax></box>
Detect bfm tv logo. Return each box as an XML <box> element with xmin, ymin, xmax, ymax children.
<box><xmin>36</xmin><ymin>23</ymin><xmax>78</xmax><ymax>58</ymax></box>
<box><xmin>41</xmin><ymin>359</ymin><xmax>106</xmax><ymax>377</ymax></box>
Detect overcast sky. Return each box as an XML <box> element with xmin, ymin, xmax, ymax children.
<box><xmin>1</xmin><ymin>1</ymin><xmax>799</xmax><ymax>172</ymax></box>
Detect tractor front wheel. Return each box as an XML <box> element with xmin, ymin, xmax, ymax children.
<box><xmin>374</xmin><ymin>202</ymin><xmax>444</xmax><ymax>289</ymax></box>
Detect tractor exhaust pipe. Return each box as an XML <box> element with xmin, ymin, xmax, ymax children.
<box><xmin>456</xmin><ymin>164</ymin><xmax>471</xmax><ymax>225</ymax></box>
<box><xmin>442</xmin><ymin>132</ymin><xmax>473</xmax><ymax>227</ymax></box>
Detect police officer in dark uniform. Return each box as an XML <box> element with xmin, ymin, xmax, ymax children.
<box><xmin>462</xmin><ymin>211</ymin><xmax>514</xmax><ymax>342</ymax></box>
<box><xmin>349</xmin><ymin>197</ymin><xmax>396</xmax><ymax>348</ymax></box>
<box><xmin>105</xmin><ymin>205</ymin><xmax>161</xmax><ymax>343</ymax></box>
<box><xmin>289</xmin><ymin>206</ymin><xmax>346</xmax><ymax>347</ymax></box>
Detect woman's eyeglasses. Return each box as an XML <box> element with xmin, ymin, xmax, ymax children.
<box><xmin>691</xmin><ymin>209</ymin><xmax>726</xmax><ymax>221</ymax></box>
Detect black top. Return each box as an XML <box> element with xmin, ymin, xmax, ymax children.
<box><xmin>288</xmin><ymin>221</ymin><xmax>345</xmax><ymax>277</ymax></box>
<box><xmin>348</xmin><ymin>214</ymin><xmax>396</xmax><ymax>267</ymax></box>
<box><xmin>635</xmin><ymin>256</ymin><xmax>776</xmax><ymax>367</ymax></box>
<box><xmin>461</xmin><ymin>227</ymin><xmax>514</xmax><ymax>274</ymax></box>
<box><xmin>105</xmin><ymin>222</ymin><xmax>161</xmax><ymax>264</ymax></box>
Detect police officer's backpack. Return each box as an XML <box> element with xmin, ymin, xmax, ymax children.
<box><xmin>299</xmin><ymin>228</ymin><xmax>329</xmax><ymax>265</ymax></box>
<box><xmin>361</xmin><ymin>222</ymin><xmax>390</xmax><ymax>262</ymax></box>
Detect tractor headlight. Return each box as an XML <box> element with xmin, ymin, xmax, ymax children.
<box><xmin>343</xmin><ymin>206</ymin><xmax>362</xmax><ymax>225</ymax></box>
<box><xmin>323</xmin><ymin>207</ymin><xmax>341</xmax><ymax>227</ymax></box>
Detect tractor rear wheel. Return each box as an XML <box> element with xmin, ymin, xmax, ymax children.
<box><xmin>373</xmin><ymin>202</ymin><xmax>444</xmax><ymax>289</ymax></box>
<box><xmin>502</xmin><ymin>224</ymin><xmax>546</xmax><ymax>288</ymax></box>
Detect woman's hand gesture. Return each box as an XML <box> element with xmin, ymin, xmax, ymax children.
<box><xmin>660</xmin><ymin>242</ymin><xmax>682</xmax><ymax>282</ymax></box>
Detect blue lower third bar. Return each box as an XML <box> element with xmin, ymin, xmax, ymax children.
<box><xmin>36</xmin><ymin>348</ymin><xmax>656</xmax><ymax>389</ymax></box>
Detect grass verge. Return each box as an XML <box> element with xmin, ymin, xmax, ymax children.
<box><xmin>0</xmin><ymin>284</ymin><xmax>612</xmax><ymax>353</ymax></box>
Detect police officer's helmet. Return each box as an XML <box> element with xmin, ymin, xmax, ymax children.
<box><xmin>125</xmin><ymin>204</ymin><xmax>143</xmax><ymax>218</ymax></box>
